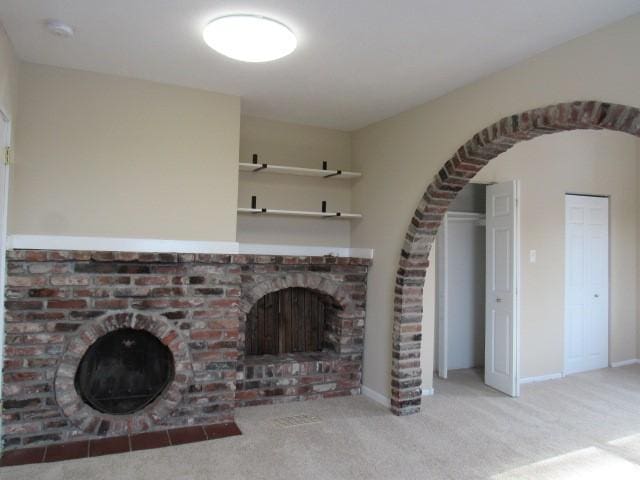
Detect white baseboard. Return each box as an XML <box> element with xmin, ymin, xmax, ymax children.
<box><xmin>361</xmin><ymin>386</ymin><xmax>434</xmax><ymax>407</ymax></box>
<box><xmin>519</xmin><ymin>373</ymin><xmax>563</xmax><ymax>385</ymax></box>
<box><xmin>361</xmin><ymin>386</ymin><xmax>390</xmax><ymax>407</ymax></box>
<box><xmin>7</xmin><ymin>235</ymin><xmax>374</xmax><ymax>259</ymax></box>
<box><xmin>611</xmin><ymin>359</ymin><xmax>640</xmax><ymax>368</ymax></box>
<box><xmin>422</xmin><ymin>388</ymin><xmax>435</xmax><ymax>397</ymax></box>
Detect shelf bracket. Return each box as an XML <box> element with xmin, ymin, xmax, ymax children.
<box><xmin>251</xmin><ymin>153</ymin><xmax>267</xmax><ymax>172</ymax></box>
<box><xmin>250</xmin><ymin>195</ymin><xmax>267</xmax><ymax>214</ymax></box>
<box><xmin>321</xmin><ymin>160</ymin><xmax>341</xmax><ymax>177</ymax></box>
<box><xmin>323</xmin><ymin>170</ymin><xmax>342</xmax><ymax>178</ymax></box>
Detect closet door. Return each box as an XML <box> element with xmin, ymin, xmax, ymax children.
<box><xmin>485</xmin><ymin>181</ymin><xmax>518</xmax><ymax>397</ymax></box>
<box><xmin>564</xmin><ymin>194</ymin><xmax>609</xmax><ymax>375</ymax></box>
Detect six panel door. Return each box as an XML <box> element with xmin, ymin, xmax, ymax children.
<box><xmin>565</xmin><ymin>194</ymin><xmax>609</xmax><ymax>375</ymax></box>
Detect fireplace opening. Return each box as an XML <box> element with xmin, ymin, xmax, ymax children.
<box><xmin>74</xmin><ymin>328</ymin><xmax>174</xmax><ymax>415</ymax></box>
<box><xmin>245</xmin><ymin>287</ymin><xmax>339</xmax><ymax>355</ymax></box>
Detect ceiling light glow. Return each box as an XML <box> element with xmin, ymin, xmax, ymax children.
<box><xmin>203</xmin><ymin>15</ymin><xmax>297</xmax><ymax>63</ymax></box>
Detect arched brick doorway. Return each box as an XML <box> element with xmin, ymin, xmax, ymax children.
<box><xmin>391</xmin><ymin>101</ymin><xmax>640</xmax><ymax>416</ymax></box>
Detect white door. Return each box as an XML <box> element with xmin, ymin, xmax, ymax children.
<box><xmin>485</xmin><ymin>181</ymin><xmax>519</xmax><ymax>396</ymax></box>
<box><xmin>436</xmin><ymin>217</ymin><xmax>448</xmax><ymax>379</ymax></box>
<box><xmin>0</xmin><ymin>111</ymin><xmax>9</xmax><ymax>397</ymax></box>
<box><xmin>564</xmin><ymin>194</ymin><xmax>609</xmax><ymax>375</ymax></box>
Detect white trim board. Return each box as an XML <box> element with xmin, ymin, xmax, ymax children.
<box><xmin>7</xmin><ymin>235</ymin><xmax>374</xmax><ymax>259</ymax></box>
<box><xmin>8</xmin><ymin>235</ymin><xmax>239</xmax><ymax>254</ymax></box>
<box><xmin>0</xmin><ymin>106</ymin><xmax>10</xmax><ymax>410</ymax></box>
<box><xmin>422</xmin><ymin>388</ymin><xmax>435</xmax><ymax>397</ymax></box>
<box><xmin>239</xmin><ymin>242</ymin><xmax>373</xmax><ymax>259</ymax></box>
<box><xmin>519</xmin><ymin>373</ymin><xmax>563</xmax><ymax>385</ymax></box>
<box><xmin>611</xmin><ymin>359</ymin><xmax>640</xmax><ymax>368</ymax></box>
<box><xmin>521</xmin><ymin>363</ymin><xmax>639</xmax><ymax>383</ymax></box>
<box><xmin>361</xmin><ymin>386</ymin><xmax>390</xmax><ymax>407</ymax></box>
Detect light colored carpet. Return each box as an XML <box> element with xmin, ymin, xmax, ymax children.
<box><xmin>4</xmin><ymin>365</ymin><xmax>640</xmax><ymax>479</ymax></box>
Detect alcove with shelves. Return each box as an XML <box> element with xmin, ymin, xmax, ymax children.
<box><xmin>236</xmin><ymin>116</ymin><xmax>362</xmax><ymax>246</ymax></box>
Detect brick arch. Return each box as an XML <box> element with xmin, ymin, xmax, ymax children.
<box><xmin>391</xmin><ymin>101</ymin><xmax>640</xmax><ymax>416</ymax></box>
<box><xmin>241</xmin><ymin>272</ymin><xmax>353</xmax><ymax>314</ymax></box>
<box><xmin>54</xmin><ymin>312</ymin><xmax>193</xmax><ymax>435</ymax></box>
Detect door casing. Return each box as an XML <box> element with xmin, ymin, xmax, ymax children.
<box><xmin>0</xmin><ymin>106</ymin><xmax>11</xmax><ymax>402</ymax></box>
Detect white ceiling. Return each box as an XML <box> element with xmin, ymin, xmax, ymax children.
<box><xmin>1</xmin><ymin>1</ymin><xmax>640</xmax><ymax>131</ymax></box>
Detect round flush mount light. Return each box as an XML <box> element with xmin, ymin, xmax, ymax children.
<box><xmin>203</xmin><ymin>14</ymin><xmax>297</xmax><ymax>63</ymax></box>
<box><xmin>45</xmin><ymin>19</ymin><xmax>75</xmax><ymax>38</ymax></box>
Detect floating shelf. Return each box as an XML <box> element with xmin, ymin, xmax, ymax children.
<box><xmin>239</xmin><ymin>162</ymin><xmax>361</xmax><ymax>179</ymax></box>
<box><xmin>238</xmin><ymin>208</ymin><xmax>362</xmax><ymax>219</ymax></box>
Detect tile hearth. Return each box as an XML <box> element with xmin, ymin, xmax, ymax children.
<box><xmin>0</xmin><ymin>422</ymin><xmax>241</xmax><ymax>467</ymax></box>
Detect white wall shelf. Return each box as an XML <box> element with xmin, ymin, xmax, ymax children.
<box><xmin>238</xmin><ymin>207</ymin><xmax>361</xmax><ymax>220</ymax></box>
<box><xmin>239</xmin><ymin>162</ymin><xmax>361</xmax><ymax>179</ymax></box>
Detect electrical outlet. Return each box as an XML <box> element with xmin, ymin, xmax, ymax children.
<box><xmin>529</xmin><ymin>250</ymin><xmax>537</xmax><ymax>263</ymax></box>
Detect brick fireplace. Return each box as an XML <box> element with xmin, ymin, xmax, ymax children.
<box><xmin>235</xmin><ymin>255</ymin><xmax>368</xmax><ymax>406</ymax></box>
<box><xmin>1</xmin><ymin>249</ymin><xmax>369</xmax><ymax>451</ymax></box>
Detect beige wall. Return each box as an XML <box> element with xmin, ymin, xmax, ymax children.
<box><xmin>237</xmin><ymin>115</ymin><xmax>352</xmax><ymax>246</ymax></box>
<box><xmin>353</xmin><ymin>14</ymin><xmax>640</xmax><ymax>397</ymax></box>
<box><xmin>425</xmin><ymin>131</ymin><xmax>638</xmax><ymax>385</ymax></box>
<box><xmin>475</xmin><ymin>131</ymin><xmax>636</xmax><ymax>378</ymax></box>
<box><xmin>11</xmin><ymin>63</ymin><xmax>241</xmax><ymax>241</ymax></box>
<box><xmin>0</xmin><ymin>23</ymin><xmax>18</xmax><ymax>139</ymax></box>
<box><xmin>4</xmin><ymin>14</ymin><xmax>640</xmax><ymax>402</ymax></box>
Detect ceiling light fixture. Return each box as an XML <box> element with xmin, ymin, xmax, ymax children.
<box><xmin>203</xmin><ymin>14</ymin><xmax>297</xmax><ymax>63</ymax></box>
<box><xmin>45</xmin><ymin>19</ymin><xmax>75</xmax><ymax>38</ymax></box>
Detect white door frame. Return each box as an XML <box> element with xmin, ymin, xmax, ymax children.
<box><xmin>563</xmin><ymin>193</ymin><xmax>610</xmax><ymax>376</ymax></box>
<box><xmin>515</xmin><ymin>182</ymin><xmax>521</xmax><ymax>394</ymax></box>
<box><xmin>484</xmin><ymin>180</ymin><xmax>521</xmax><ymax>396</ymax></box>
<box><xmin>436</xmin><ymin>215</ymin><xmax>448</xmax><ymax>379</ymax></box>
<box><xmin>436</xmin><ymin>211</ymin><xmax>486</xmax><ymax>379</ymax></box>
<box><xmin>0</xmin><ymin>105</ymin><xmax>11</xmax><ymax>402</ymax></box>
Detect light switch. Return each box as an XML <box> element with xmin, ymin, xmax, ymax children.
<box><xmin>529</xmin><ymin>250</ymin><xmax>537</xmax><ymax>263</ymax></box>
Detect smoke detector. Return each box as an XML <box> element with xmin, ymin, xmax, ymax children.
<box><xmin>45</xmin><ymin>20</ymin><xmax>75</xmax><ymax>38</ymax></box>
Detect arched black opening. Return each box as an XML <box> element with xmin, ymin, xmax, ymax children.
<box><xmin>74</xmin><ymin>328</ymin><xmax>174</xmax><ymax>415</ymax></box>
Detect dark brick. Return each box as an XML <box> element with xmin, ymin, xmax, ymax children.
<box><xmin>4</xmin><ymin>398</ymin><xmax>42</xmax><ymax>410</ymax></box>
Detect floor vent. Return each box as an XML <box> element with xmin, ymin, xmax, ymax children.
<box><xmin>273</xmin><ymin>414</ymin><xmax>321</xmax><ymax>428</ymax></box>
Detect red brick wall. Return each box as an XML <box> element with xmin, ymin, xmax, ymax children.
<box><xmin>2</xmin><ymin>250</ymin><xmax>371</xmax><ymax>449</ymax></box>
<box><xmin>2</xmin><ymin>250</ymin><xmax>240</xmax><ymax>450</ymax></box>
<box><xmin>235</xmin><ymin>255</ymin><xmax>370</xmax><ymax>406</ymax></box>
